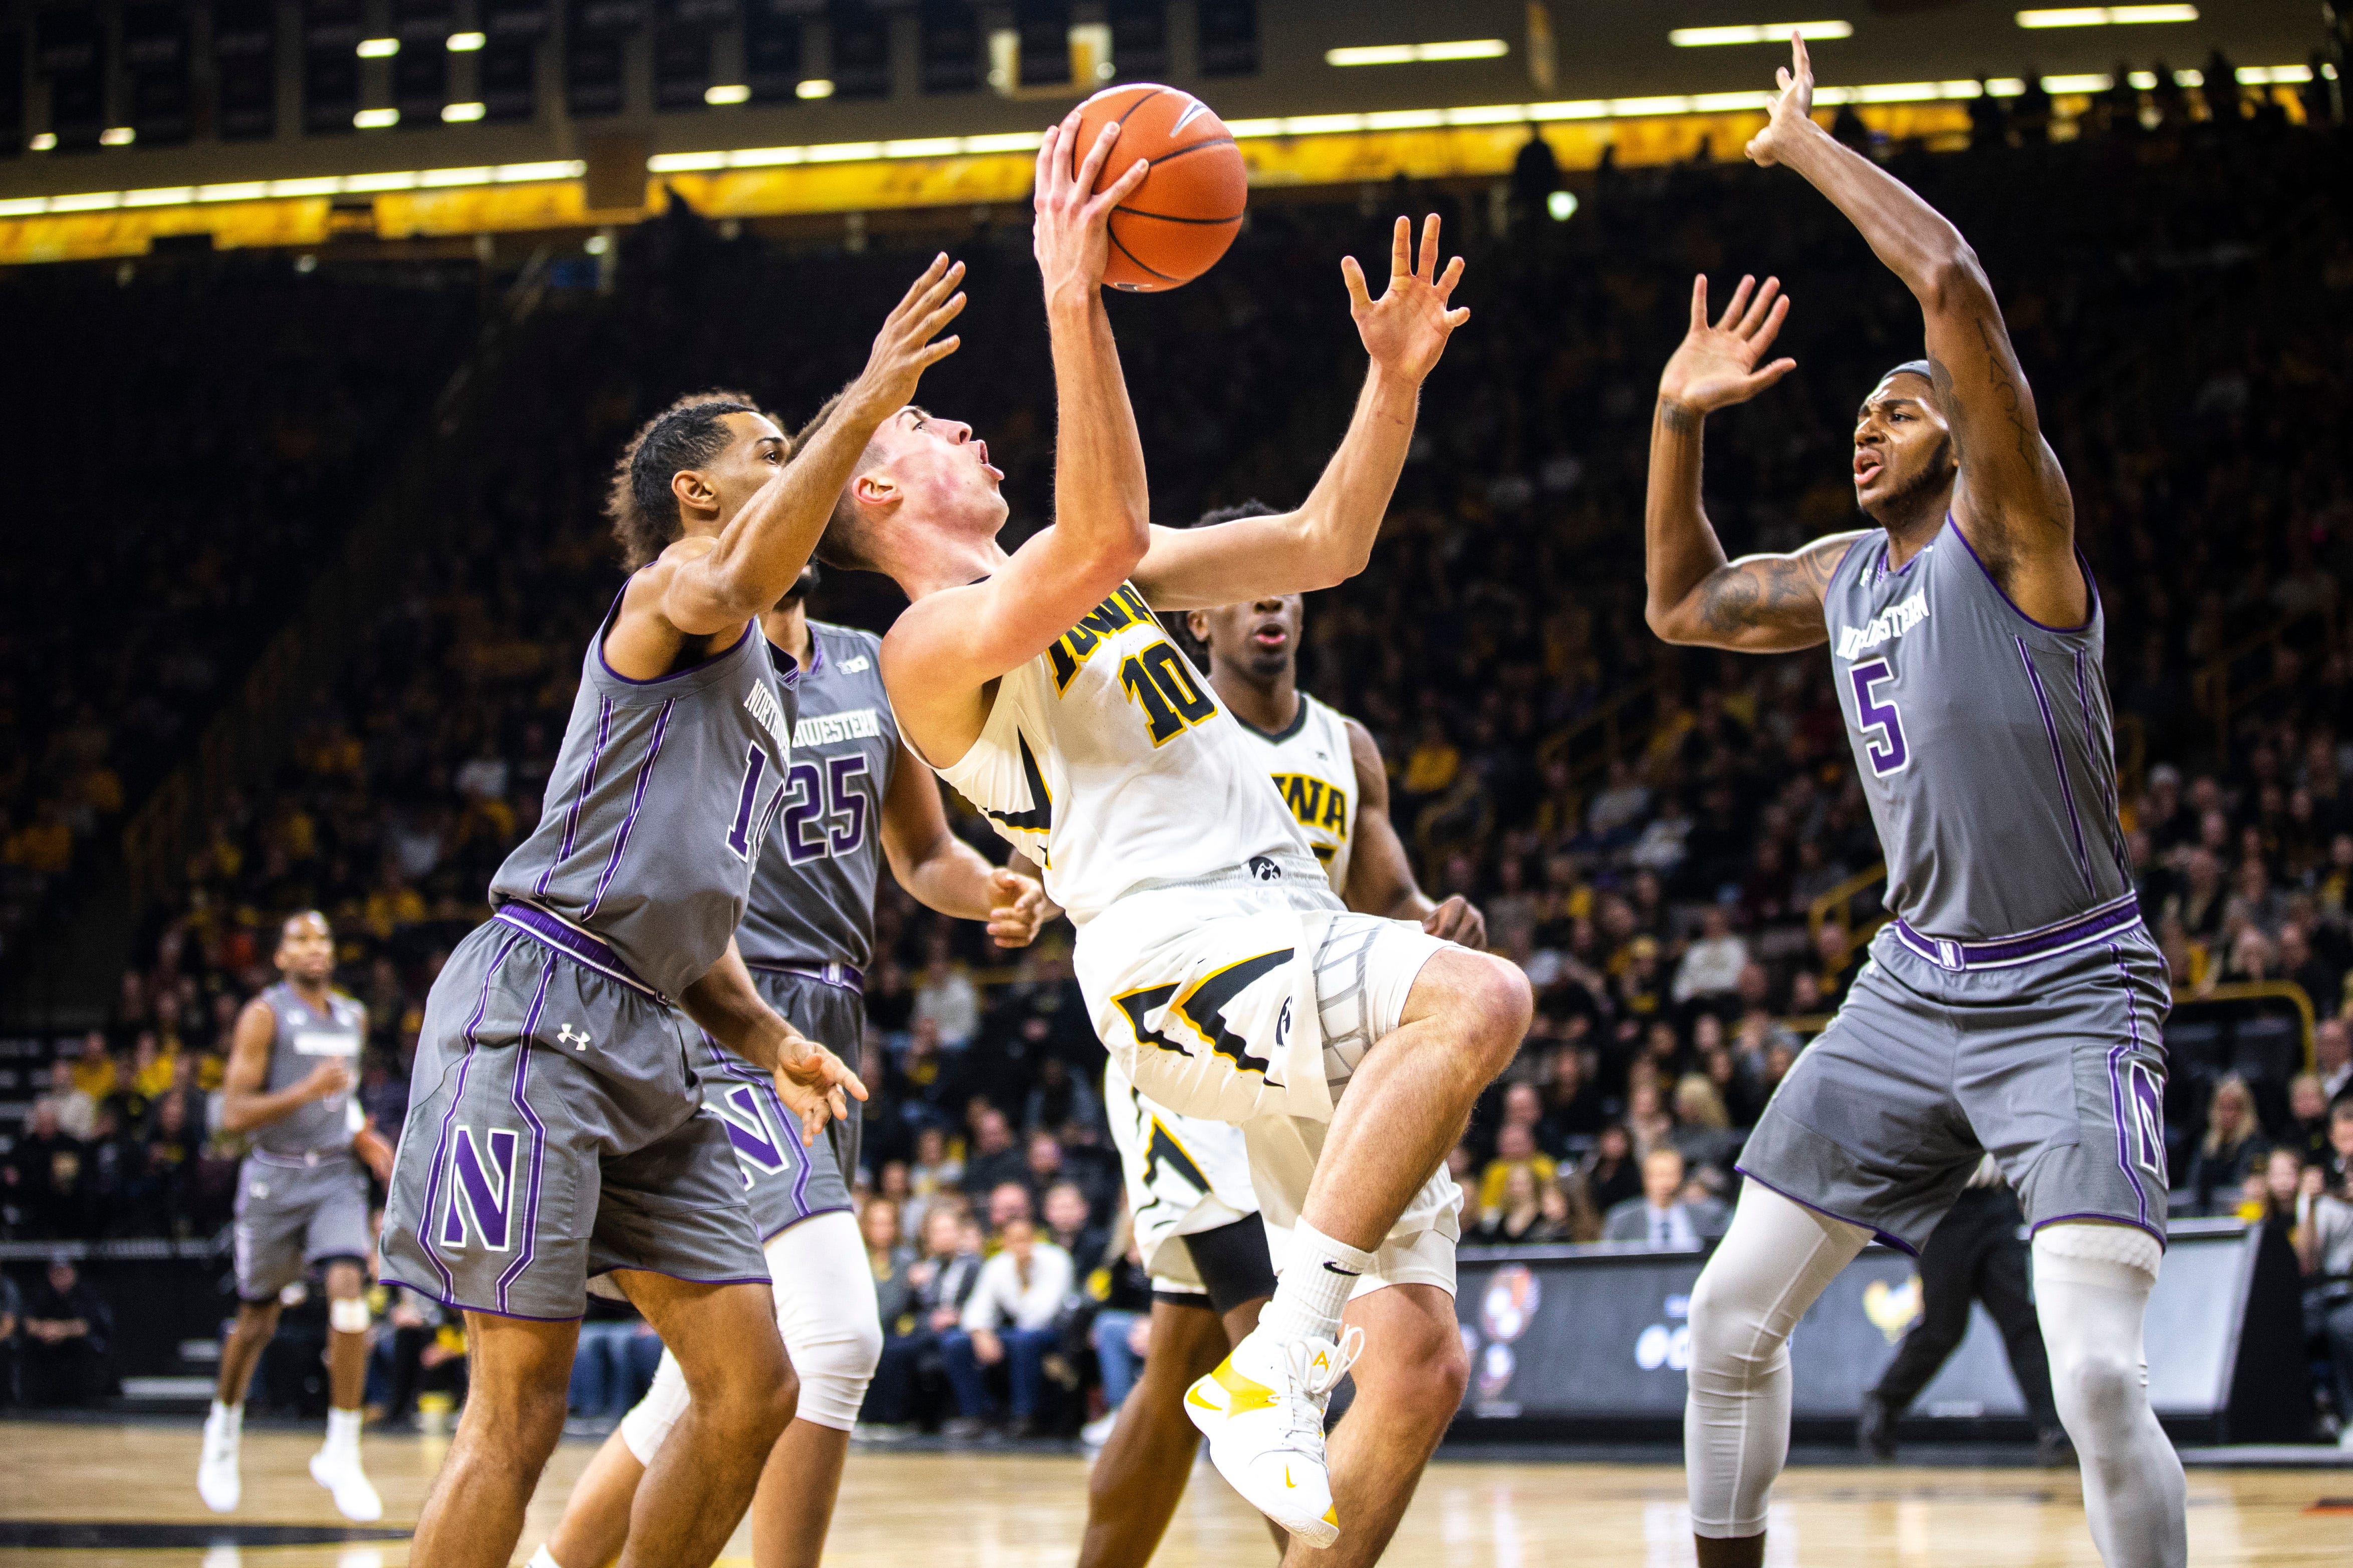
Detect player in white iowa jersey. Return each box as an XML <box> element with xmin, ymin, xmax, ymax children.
<box><xmin>1074</xmin><ymin>539</ymin><xmax>1496</xmax><ymax>1568</ymax></box>
<box><xmin>806</xmin><ymin>108</ymin><xmax>1529</xmax><ymax>1561</ymax></box>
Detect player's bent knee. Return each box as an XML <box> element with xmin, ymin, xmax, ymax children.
<box><xmin>1410</xmin><ymin>950</ymin><xmax>1531</xmax><ymax>1070</ymax></box>
<box><xmin>790</xmin><ymin>1317</ymin><xmax>881</xmax><ymax>1431</ymax></box>
<box><xmin>2053</xmin><ymin>1345</ymin><xmax>2140</xmax><ymax>1430</ymax></box>
<box><xmin>1686</xmin><ymin>1269</ymin><xmax>1779</xmax><ymax>1384</ymax></box>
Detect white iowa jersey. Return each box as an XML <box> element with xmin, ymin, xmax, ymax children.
<box><xmin>934</xmin><ymin>581</ymin><xmax>1312</xmax><ymax>926</ymax></box>
<box><xmin>1240</xmin><ymin>693</ymin><xmax>1358</xmax><ymax>895</ymax></box>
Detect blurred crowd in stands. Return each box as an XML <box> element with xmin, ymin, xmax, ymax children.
<box><xmin>2</xmin><ymin>76</ymin><xmax>2350</xmax><ymax>1430</ymax></box>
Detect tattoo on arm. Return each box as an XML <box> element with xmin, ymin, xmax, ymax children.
<box><xmin>1695</xmin><ymin>542</ymin><xmax>1840</xmax><ymax>635</ymax></box>
<box><xmin>1658</xmin><ymin>401</ymin><xmax>1702</xmax><ymax>435</ymax></box>
<box><xmin>1976</xmin><ymin>316</ymin><xmax>2038</xmax><ymax>467</ymax></box>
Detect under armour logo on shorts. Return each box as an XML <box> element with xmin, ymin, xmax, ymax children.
<box><xmin>558</xmin><ymin>1024</ymin><xmax>591</xmax><ymax>1050</ymax></box>
<box><xmin>1248</xmin><ymin>856</ymin><xmax>1281</xmax><ymax>881</ymax></box>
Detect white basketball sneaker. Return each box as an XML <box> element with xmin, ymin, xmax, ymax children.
<box><xmin>197</xmin><ymin>1405</ymin><xmax>242</xmax><ymax>1513</ymax></box>
<box><xmin>1183</xmin><ymin>1323</ymin><xmax>1363</xmax><ymax>1549</ymax></box>
<box><xmin>309</xmin><ymin>1446</ymin><xmax>384</xmax><ymax>1522</ymax></box>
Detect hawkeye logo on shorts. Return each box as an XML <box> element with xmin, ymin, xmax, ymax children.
<box><xmin>440</xmin><ymin>1125</ymin><xmax>522</xmax><ymax>1254</ymax></box>
<box><xmin>713</xmin><ymin>1082</ymin><xmax>788</xmax><ymax>1184</ymax></box>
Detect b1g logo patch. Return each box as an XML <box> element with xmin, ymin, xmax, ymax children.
<box><xmin>439</xmin><ymin>1125</ymin><xmax>522</xmax><ymax>1253</ymax></box>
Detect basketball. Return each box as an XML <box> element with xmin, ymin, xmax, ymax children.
<box><xmin>1069</xmin><ymin>83</ymin><xmax>1246</xmax><ymax>292</ymax></box>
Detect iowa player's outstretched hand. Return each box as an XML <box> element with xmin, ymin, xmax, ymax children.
<box><xmin>844</xmin><ymin>254</ymin><xmax>968</xmax><ymax>422</ymax></box>
<box><xmin>1033</xmin><ymin>107</ymin><xmax>1149</xmax><ymax>303</ymax></box>
<box><xmin>773</xmin><ymin>1036</ymin><xmax>869</xmax><ymax>1147</ymax></box>
<box><xmin>984</xmin><ymin>866</ymin><xmax>1055</xmax><ymax>949</ymax></box>
<box><xmin>1745</xmin><ymin>33</ymin><xmax>1818</xmax><ymax>167</ymax></box>
<box><xmin>1659</xmin><ymin>273</ymin><xmax>1796</xmax><ymax>416</ymax></box>
<box><xmin>1345</xmin><ymin>214</ymin><xmax>1468</xmax><ymax>387</ymax></box>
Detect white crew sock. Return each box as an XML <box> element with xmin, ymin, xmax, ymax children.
<box><xmin>528</xmin><ymin>1545</ymin><xmax>565</xmax><ymax>1568</ymax></box>
<box><xmin>325</xmin><ymin>1407</ymin><xmax>364</xmax><ymax>1459</ymax></box>
<box><xmin>1258</xmin><ymin>1219</ymin><xmax>1375</xmax><ymax>1345</ymax></box>
<box><xmin>209</xmin><ymin>1400</ymin><xmax>243</xmax><ymax>1433</ymax></box>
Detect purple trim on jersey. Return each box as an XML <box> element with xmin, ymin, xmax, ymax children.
<box><xmin>2014</xmin><ymin>635</ymin><xmax>2096</xmax><ymax>901</ymax></box>
<box><xmin>417</xmin><ymin>929</ymin><xmax>526</xmax><ymax>1297</ymax></box>
<box><xmin>494</xmin><ymin>952</ymin><xmax>558</xmax><ymax>1313</ymax></box>
<box><xmin>2029</xmin><ymin>1213</ymin><xmax>2166</xmax><ymax>1251</ymax></box>
<box><xmin>491</xmin><ymin>903</ymin><xmax>663</xmax><ymax>1000</ymax></box>
<box><xmin>1829</xmin><ymin>532</ymin><xmax>1871</xmax><ymax>583</ymax></box>
<box><xmin>1733</xmin><ymin>1164</ymin><xmax>1915</xmax><ymax>1255</ymax></box>
<box><xmin>2105</xmin><ymin>940</ymin><xmax>2152</xmax><ymax>1231</ymax></box>
<box><xmin>595</xmin><ymin>600</ymin><xmax>754</xmax><ymax>687</ymax></box>
<box><xmin>593</xmin><ymin>1267</ymin><xmax>774</xmax><ymax>1289</ymax></box>
<box><xmin>765</xmin><ymin>633</ymin><xmax>813</xmax><ymax>687</ymax></box>
<box><xmin>790</xmin><ymin>1120</ymin><xmax>817</xmax><ymax>1219</ymax></box>
<box><xmin>1891</xmin><ymin>895</ymin><xmax>2142</xmax><ymax>970</ymax></box>
<box><xmin>582</xmin><ymin>698</ymin><xmax>676</xmax><ymax>919</ymax></box>
<box><xmin>1948</xmin><ymin>515</ymin><xmax>2097</xmax><ymax>635</ymax></box>
<box><xmin>377</xmin><ymin>1273</ymin><xmax>586</xmax><ymax>1323</ymax></box>
<box><xmin>537</xmin><ymin>696</ymin><xmax>615</xmax><ymax>897</ymax></box>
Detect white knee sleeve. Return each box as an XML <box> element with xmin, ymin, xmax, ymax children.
<box><xmin>329</xmin><ymin>1297</ymin><xmax>372</xmax><ymax>1334</ymax></box>
<box><xmin>1685</xmin><ymin>1182</ymin><xmax>1871</xmax><ymax>1539</ymax></box>
<box><xmin>619</xmin><ymin>1349</ymin><xmax>689</xmax><ymax>1466</ymax></box>
<box><xmin>768</xmin><ymin>1211</ymin><xmax>882</xmax><ymax>1432</ymax></box>
<box><xmin>2032</xmin><ymin>1223</ymin><xmax>2185</xmax><ymax>1568</ymax></box>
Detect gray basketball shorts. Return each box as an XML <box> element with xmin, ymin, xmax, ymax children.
<box><xmin>1739</xmin><ymin>920</ymin><xmax>2171</xmax><ymax>1253</ymax></box>
<box><xmin>697</xmin><ymin>966</ymin><xmax>863</xmax><ymax>1240</ymax></box>
<box><xmin>232</xmin><ymin>1152</ymin><xmax>371</xmax><ymax>1302</ymax></box>
<box><xmin>379</xmin><ymin>920</ymin><xmax>768</xmax><ymax>1321</ymax></box>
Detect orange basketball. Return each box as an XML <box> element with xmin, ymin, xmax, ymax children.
<box><xmin>1069</xmin><ymin>83</ymin><xmax>1246</xmax><ymax>292</ymax></box>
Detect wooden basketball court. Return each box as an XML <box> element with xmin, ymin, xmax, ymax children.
<box><xmin>1</xmin><ymin>1421</ymin><xmax>2345</xmax><ymax>1566</ymax></box>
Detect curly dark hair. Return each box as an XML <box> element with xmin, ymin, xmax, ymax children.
<box><xmin>606</xmin><ymin>390</ymin><xmax>765</xmax><ymax>569</ymax></box>
<box><xmin>1158</xmin><ymin>499</ymin><xmax>1278</xmax><ymax>659</ymax></box>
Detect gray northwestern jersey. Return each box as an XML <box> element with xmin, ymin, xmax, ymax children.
<box><xmin>1825</xmin><ymin>516</ymin><xmax>2131</xmax><ymax>940</ymax></box>
<box><xmin>381</xmin><ymin>601</ymin><xmax>797</xmax><ymax>1318</ymax></box>
<box><xmin>488</xmin><ymin>598</ymin><xmax>799</xmax><ymax>1001</ymax></box>
<box><xmin>736</xmin><ymin>621</ymin><xmax>899</xmax><ymax>974</ymax></box>
<box><xmin>251</xmin><ymin>982</ymin><xmax>364</xmax><ymax>1156</ymax></box>
<box><xmin>233</xmin><ymin>983</ymin><xmax>370</xmax><ymax>1299</ymax></box>
<box><xmin>1740</xmin><ymin>514</ymin><xmax>2170</xmax><ymax>1251</ymax></box>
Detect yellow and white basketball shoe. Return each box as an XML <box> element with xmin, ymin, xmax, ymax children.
<box><xmin>1183</xmin><ymin>1322</ymin><xmax>1364</xmax><ymax>1548</ymax></box>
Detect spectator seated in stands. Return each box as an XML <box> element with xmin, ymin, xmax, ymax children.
<box><xmin>868</xmin><ymin>1206</ymin><xmax>984</xmax><ymax>1431</ymax></box>
<box><xmin>1082</xmin><ymin>1234</ymin><xmax>1155</xmax><ymax>1448</ymax></box>
<box><xmin>2295</xmin><ymin>1154</ymin><xmax>2353</xmax><ymax>1446</ymax></box>
<box><xmin>859</xmin><ymin>1200</ymin><xmax>917</xmax><ymax>1432</ymax></box>
<box><xmin>1476</xmin><ymin>1164</ymin><xmax>1577</xmax><ymax>1246</ymax></box>
<box><xmin>2319</xmin><ymin>1019</ymin><xmax>2352</xmax><ymax>1107</ymax></box>
<box><xmin>1672</xmin><ymin>905</ymin><xmax>1750</xmax><ymax>1008</ymax></box>
<box><xmin>20</xmin><ymin>1256</ymin><xmax>109</xmax><ymax>1407</ymax></box>
<box><xmin>1602</xmin><ymin>1147</ymin><xmax>1729</xmax><ymax>1249</ymax></box>
<box><xmin>2184</xmin><ymin>1074</ymin><xmax>2271</xmax><ymax>1216</ymax></box>
<box><xmin>1581</xmin><ymin>1123</ymin><xmax>1644</xmax><ymax>1217</ymax></box>
<box><xmin>1041</xmin><ymin>1181</ymin><xmax>1107</xmax><ymax>1277</ymax></box>
<box><xmin>941</xmin><ymin>1216</ymin><xmax>1073</xmax><ymax>1440</ymax></box>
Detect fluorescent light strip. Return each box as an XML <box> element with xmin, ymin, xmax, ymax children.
<box><xmin>0</xmin><ymin>162</ymin><xmax>589</xmax><ymax>215</ymax></box>
<box><xmin>447</xmin><ymin>32</ymin><xmax>485</xmax><ymax>52</ymax></box>
<box><xmin>443</xmin><ymin>102</ymin><xmax>486</xmax><ymax>122</ymax></box>
<box><xmin>357</xmin><ymin>37</ymin><xmax>399</xmax><ymax>58</ymax></box>
<box><xmin>1327</xmin><ymin>39</ymin><xmax>1510</xmax><ymax>67</ymax></box>
<box><xmin>705</xmin><ymin>84</ymin><xmax>751</xmax><ymax>105</ymax></box>
<box><xmin>1670</xmin><ymin>21</ymin><xmax>1855</xmax><ymax>47</ymax></box>
<box><xmin>2016</xmin><ymin>6</ymin><xmax>2196</xmax><ymax>27</ymax></box>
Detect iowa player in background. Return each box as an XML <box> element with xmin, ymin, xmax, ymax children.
<box><xmin>376</xmin><ymin>260</ymin><xmax>961</xmax><ymax>1568</ymax></box>
<box><xmin>198</xmin><ymin>911</ymin><xmax>392</xmax><ymax>1520</ymax></box>
<box><xmin>1074</xmin><ymin>551</ymin><xmax>1489</xmax><ymax>1568</ymax></box>
<box><xmin>1642</xmin><ymin>37</ymin><xmax>2182</xmax><ymax>1568</ymax></box>
<box><xmin>529</xmin><ymin>563</ymin><xmax>1049</xmax><ymax>1568</ymax></box>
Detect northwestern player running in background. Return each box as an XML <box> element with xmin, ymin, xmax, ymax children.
<box><xmin>1640</xmin><ymin>37</ymin><xmax>2182</xmax><ymax>1568</ymax></box>
<box><xmin>1078</xmin><ymin>546</ymin><xmax>1489</xmax><ymax>1568</ymax></box>
<box><xmin>198</xmin><ymin>911</ymin><xmax>392</xmax><ymax>1521</ymax></box>
<box><xmin>531</xmin><ymin>562</ymin><xmax>1050</xmax><ymax>1568</ymax></box>
<box><xmin>815</xmin><ymin>106</ymin><xmax>1528</xmax><ymax>1553</ymax></box>
<box><xmin>377</xmin><ymin>260</ymin><xmax>962</xmax><ymax>1568</ymax></box>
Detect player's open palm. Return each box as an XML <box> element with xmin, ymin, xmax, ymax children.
<box><xmin>849</xmin><ymin>253</ymin><xmax>968</xmax><ymax>419</ymax></box>
<box><xmin>774</xmin><ymin>1038</ymin><xmax>869</xmax><ymax>1147</ymax></box>
<box><xmin>1347</xmin><ymin>214</ymin><xmax>1468</xmax><ymax>386</ymax></box>
<box><xmin>1658</xmin><ymin>273</ymin><xmax>1795</xmax><ymax>414</ymax></box>
<box><xmin>1746</xmin><ymin>33</ymin><xmax>1816</xmax><ymax>167</ymax></box>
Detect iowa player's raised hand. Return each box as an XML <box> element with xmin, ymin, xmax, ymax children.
<box><xmin>1658</xmin><ymin>274</ymin><xmax>1796</xmax><ymax>416</ymax></box>
<box><xmin>1033</xmin><ymin>110</ymin><xmax>1149</xmax><ymax>305</ymax></box>
<box><xmin>1345</xmin><ymin>214</ymin><xmax>1468</xmax><ymax>387</ymax></box>
<box><xmin>1746</xmin><ymin>33</ymin><xmax>1818</xmax><ymax>167</ymax></box>
<box><xmin>845</xmin><ymin>254</ymin><xmax>968</xmax><ymax>423</ymax></box>
<box><xmin>773</xmin><ymin>1035</ymin><xmax>869</xmax><ymax>1147</ymax></box>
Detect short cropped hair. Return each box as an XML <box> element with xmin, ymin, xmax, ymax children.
<box><xmin>607</xmin><ymin>390</ymin><xmax>764</xmax><ymax>569</ymax></box>
<box><xmin>794</xmin><ymin>389</ymin><xmax>888</xmax><ymax>572</ymax></box>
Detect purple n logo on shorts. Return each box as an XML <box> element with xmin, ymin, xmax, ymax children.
<box><xmin>2126</xmin><ymin>1061</ymin><xmax>2167</xmax><ymax>1185</ymax></box>
<box><xmin>713</xmin><ymin>1082</ymin><xmax>788</xmax><ymax>1183</ymax></box>
<box><xmin>440</xmin><ymin>1125</ymin><xmax>521</xmax><ymax>1253</ymax></box>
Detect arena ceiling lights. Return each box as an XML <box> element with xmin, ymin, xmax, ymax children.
<box><xmin>0</xmin><ymin>160</ymin><xmax>585</xmax><ymax>217</ymax></box>
<box><xmin>2015</xmin><ymin>6</ymin><xmax>2198</xmax><ymax>26</ymax></box>
<box><xmin>1668</xmin><ymin>22</ymin><xmax>1855</xmax><ymax>47</ymax></box>
<box><xmin>1325</xmin><ymin>40</ymin><xmax>1510</xmax><ymax>68</ymax></box>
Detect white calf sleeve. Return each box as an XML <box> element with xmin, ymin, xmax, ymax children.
<box><xmin>2032</xmin><ymin>1223</ymin><xmax>2186</xmax><ymax>1568</ymax></box>
<box><xmin>768</xmin><ymin>1211</ymin><xmax>883</xmax><ymax>1432</ymax></box>
<box><xmin>1685</xmin><ymin>1181</ymin><xmax>1872</xmax><ymax>1538</ymax></box>
<box><xmin>619</xmin><ymin>1349</ymin><xmax>689</xmax><ymax>1466</ymax></box>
